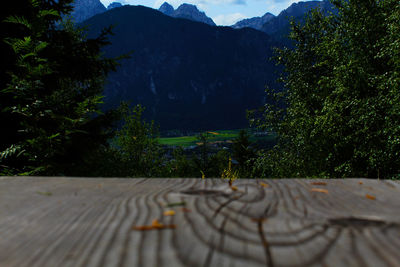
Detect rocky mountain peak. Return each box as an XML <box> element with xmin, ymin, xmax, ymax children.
<box><xmin>159</xmin><ymin>2</ymin><xmax>174</xmax><ymax>16</ymax></box>
<box><xmin>107</xmin><ymin>2</ymin><xmax>122</xmax><ymax>10</ymax></box>
<box><xmin>261</xmin><ymin>12</ymin><xmax>275</xmax><ymax>21</ymax></box>
<box><xmin>158</xmin><ymin>2</ymin><xmax>215</xmax><ymax>26</ymax></box>
<box><xmin>260</xmin><ymin>1</ymin><xmax>335</xmax><ymax>39</ymax></box>
<box><xmin>70</xmin><ymin>0</ymin><xmax>106</xmax><ymax>23</ymax></box>
<box><xmin>232</xmin><ymin>12</ymin><xmax>275</xmax><ymax>30</ymax></box>
<box><xmin>175</xmin><ymin>3</ymin><xmax>198</xmax><ymax>13</ymax></box>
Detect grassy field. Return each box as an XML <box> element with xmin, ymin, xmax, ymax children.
<box><xmin>158</xmin><ymin>129</ymin><xmax>276</xmax><ymax>147</ymax></box>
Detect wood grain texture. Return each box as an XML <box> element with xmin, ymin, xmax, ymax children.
<box><xmin>0</xmin><ymin>177</ymin><xmax>399</xmax><ymax>267</ymax></box>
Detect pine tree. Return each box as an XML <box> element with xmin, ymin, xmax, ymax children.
<box><xmin>0</xmin><ymin>0</ymin><xmax>121</xmax><ymax>175</ymax></box>
<box><xmin>232</xmin><ymin>130</ymin><xmax>255</xmax><ymax>176</ymax></box>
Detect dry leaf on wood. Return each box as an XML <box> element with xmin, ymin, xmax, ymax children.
<box><xmin>151</xmin><ymin>219</ymin><xmax>164</xmax><ymax>228</ymax></box>
<box><xmin>181</xmin><ymin>207</ymin><xmax>191</xmax><ymax>212</ymax></box>
<box><xmin>132</xmin><ymin>225</ymin><xmax>153</xmax><ymax>231</ymax></box>
<box><xmin>132</xmin><ymin>219</ymin><xmax>176</xmax><ymax>231</ymax></box>
<box><xmin>310</xmin><ymin>188</ymin><xmax>329</xmax><ymax>194</ymax></box>
<box><xmin>310</xmin><ymin>182</ymin><xmax>327</xmax><ymax>186</ymax></box>
<box><xmin>366</xmin><ymin>194</ymin><xmax>376</xmax><ymax>200</ymax></box>
<box><xmin>163</xmin><ymin>210</ymin><xmax>176</xmax><ymax>216</ymax></box>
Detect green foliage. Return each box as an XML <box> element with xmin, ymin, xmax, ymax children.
<box><xmin>195</xmin><ymin>132</ymin><xmax>211</xmax><ymax>176</ymax></box>
<box><xmin>164</xmin><ymin>147</ymin><xmax>197</xmax><ymax>177</ymax></box>
<box><xmin>158</xmin><ymin>130</ymin><xmax>239</xmax><ymax>147</ymax></box>
<box><xmin>190</xmin><ymin>132</ymin><xmax>228</xmax><ymax>177</ymax></box>
<box><xmin>0</xmin><ymin>0</ymin><xmax>120</xmax><ymax>175</ymax></box>
<box><xmin>115</xmin><ymin>104</ymin><xmax>164</xmax><ymax>177</ymax></box>
<box><xmin>253</xmin><ymin>0</ymin><xmax>400</xmax><ymax>178</ymax></box>
<box><xmin>160</xmin><ymin>132</ymin><xmax>232</xmax><ymax>178</ymax></box>
<box><xmin>208</xmin><ymin>150</ymin><xmax>231</xmax><ymax>178</ymax></box>
<box><xmin>232</xmin><ymin>129</ymin><xmax>256</xmax><ymax>177</ymax></box>
<box><xmin>221</xmin><ymin>157</ymin><xmax>239</xmax><ymax>180</ymax></box>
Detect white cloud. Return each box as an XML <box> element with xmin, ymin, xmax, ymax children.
<box><xmin>213</xmin><ymin>12</ymin><xmax>247</xmax><ymax>25</ymax></box>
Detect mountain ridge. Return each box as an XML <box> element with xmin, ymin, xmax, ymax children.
<box><xmin>107</xmin><ymin>2</ymin><xmax>122</xmax><ymax>10</ymax></box>
<box><xmin>83</xmin><ymin>5</ymin><xmax>280</xmax><ymax>130</ymax></box>
<box><xmin>70</xmin><ymin>0</ymin><xmax>106</xmax><ymax>23</ymax></box>
<box><xmin>76</xmin><ymin>1</ymin><xmax>336</xmax><ymax>130</ymax></box>
<box><xmin>158</xmin><ymin>2</ymin><xmax>216</xmax><ymax>26</ymax></box>
<box><xmin>261</xmin><ymin>0</ymin><xmax>335</xmax><ymax>37</ymax></box>
<box><xmin>231</xmin><ymin>0</ymin><xmax>335</xmax><ymax>41</ymax></box>
<box><xmin>232</xmin><ymin>12</ymin><xmax>275</xmax><ymax>30</ymax></box>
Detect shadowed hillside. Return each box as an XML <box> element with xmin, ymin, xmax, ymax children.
<box><xmin>83</xmin><ymin>5</ymin><xmax>281</xmax><ymax>131</ymax></box>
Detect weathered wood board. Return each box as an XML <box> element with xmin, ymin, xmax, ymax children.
<box><xmin>0</xmin><ymin>177</ymin><xmax>399</xmax><ymax>267</ymax></box>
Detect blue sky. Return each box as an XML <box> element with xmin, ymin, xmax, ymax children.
<box><xmin>99</xmin><ymin>0</ymin><xmax>318</xmax><ymax>26</ymax></box>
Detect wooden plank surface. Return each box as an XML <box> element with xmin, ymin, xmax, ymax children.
<box><xmin>0</xmin><ymin>177</ymin><xmax>399</xmax><ymax>267</ymax></box>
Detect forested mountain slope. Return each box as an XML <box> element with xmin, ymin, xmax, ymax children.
<box><xmin>83</xmin><ymin>6</ymin><xmax>281</xmax><ymax>130</ymax></box>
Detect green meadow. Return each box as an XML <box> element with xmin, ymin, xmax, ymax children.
<box><xmin>158</xmin><ymin>129</ymin><xmax>276</xmax><ymax>147</ymax></box>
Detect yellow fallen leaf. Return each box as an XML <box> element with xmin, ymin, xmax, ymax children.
<box><xmin>152</xmin><ymin>219</ymin><xmax>164</xmax><ymax>228</ymax></box>
<box><xmin>310</xmin><ymin>188</ymin><xmax>329</xmax><ymax>194</ymax></box>
<box><xmin>260</xmin><ymin>182</ymin><xmax>269</xmax><ymax>188</ymax></box>
<box><xmin>231</xmin><ymin>186</ymin><xmax>238</xmax><ymax>191</ymax></box>
<box><xmin>359</xmin><ymin>181</ymin><xmax>363</xmax><ymax>185</ymax></box>
<box><xmin>366</xmin><ymin>194</ymin><xmax>376</xmax><ymax>200</ymax></box>
<box><xmin>163</xmin><ymin>210</ymin><xmax>176</xmax><ymax>216</ymax></box>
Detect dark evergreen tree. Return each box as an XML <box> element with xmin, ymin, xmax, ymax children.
<box><xmin>232</xmin><ymin>130</ymin><xmax>256</xmax><ymax>177</ymax></box>
<box><xmin>0</xmin><ymin>0</ymin><xmax>121</xmax><ymax>175</ymax></box>
<box><xmin>195</xmin><ymin>132</ymin><xmax>211</xmax><ymax>177</ymax></box>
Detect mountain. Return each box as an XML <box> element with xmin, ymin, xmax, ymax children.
<box><xmin>83</xmin><ymin>5</ymin><xmax>280</xmax><ymax>131</ymax></box>
<box><xmin>158</xmin><ymin>2</ymin><xmax>216</xmax><ymax>26</ymax></box>
<box><xmin>107</xmin><ymin>2</ymin><xmax>123</xmax><ymax>10</ymax></box>
<box><xmin>70</xmin><ymin>0</ymin><xmax>106</xmax><ymax>23</ymax></box>
<box><xmin>159</xmin><ymin>2</ymin><xmax>174</xmax><ymax>16</ymax></box>
<box><xmin>232</xmin><ymin>12</ymin><xmax>275</xmax><ymax>31</ymax></box>
<box><xmin>261</xmin><ymin>0</ymin><xmax>335</xmax><ymax>41</ymax></box>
